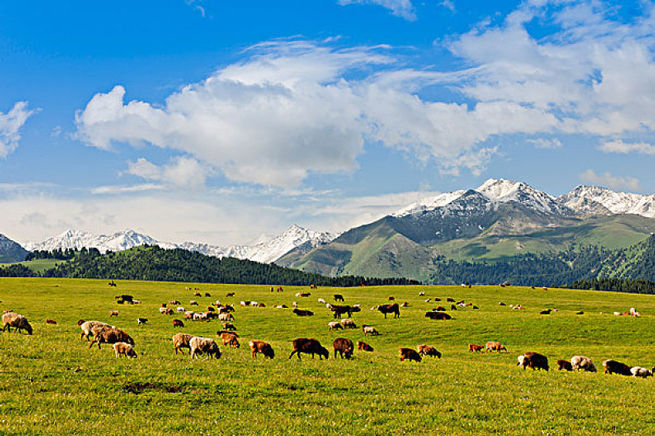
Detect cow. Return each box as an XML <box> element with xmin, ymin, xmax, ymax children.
<box><xmin>603</xmin><ymin>360</ymin><xmax>632</xmax><ymax>376</ymax></box>
<box><xmin>468</xmin><ymin>344</ymin><xmax>484</xmax><ymax>353</ymax></box>
<box><xmin>376</xmin><ymin>303</ymin><xmax>400</xmax><ymax>319</ymax></box>
<box><xmin>520</xmin><ymin>352</ymin><xmax>549</xmax><ymax>371</ymax></box>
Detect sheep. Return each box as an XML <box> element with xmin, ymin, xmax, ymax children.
<box><xmin>177</xmin><ymin>307</ymin><xmax>186</xmax><ymax>313</ymax></box>
<box><xmin>571</xmin><ymin>356</ymin><xmax>597</xmax><ymax>373</ymax></box>
<box><xmin>172</xmin><ymin>319</ymin><xmax>184</xmax><ymax>328</ymax></box>
<box><xmin>557</xmin><ymin>360</ymin><xmax>573</xmax><ymax>371</ymax></box>
<box><xmin>226</xmin><ymin>292</ymin><xmax>235</xmax><ymax>297</ymax></box>
<box><xmin>159</xmin><ymin>307</ymin><xmax>173</xmax><ymax>315</ymax></box>
<box><xmin>603</xmin><ymin>360</ymin><xmax>632</xmax><ymax>376</ymax></box>
<box><xmin>318</xmin><ymin>298</ymin><xmax>326</xmax><ymax>304</ymax></box>
<box><xmin>113</xmin><ymin>342</ymin><xmax>137</xmax><ymax>358</ymax></box>
<box><xmin>333</xmin><ymin>294</ymin><xmax>345</xmax><ymax>302</ymax></box>
<box><xmin>222</xmin><ymin>322</ymin><xmax>236</xmax><ymax>331</ymax></box>
<box><xmin>190</xmin><ymin>300</ymin><xmax>199</xmax><ymax>306</ymax></box>
<box><xmin>469</xmin><ymin>344</ymin><xmax>484</xmax><ymax>352</ymax></box>
<box><xmin>362</xmin><ymin>325</ymin><xmax>379</xmax><ymax>336</ymax></box>
<box><xmin>89</xmin><ymin>327</ymin><xmax>134</xmax><ymax>349</ymax></box>
<box><xmin>333</xmin><ymin>338</ymin><xmax>354</xmax><ymax>359</ymax></box>
<box><xmin>631</xmin><ymin>366</ymin><xmax>653</xmax><ymax>378</ymax></box>
<box><xmin>217</xmin><ymin>331</ymin><xmax>240</xmax><ymax>348</ymax></box>
<box><xmin>172</xmin><ymin>333</ymin><xmax>194</xmax><ymax>354</ymax></box>
<box><xmin>274</xmin><ymin>305</ymin><xmax>288</xmax><ymax>309</ymax></box>
<box><xmin>288</xmin><ymin>338</ymin><xmax>329</xmax><ymax>360</ymax></box>
<box><xmin>169</xmin><ymin>300</ymin><xmax>181</xmax><ymax>305</ymax></box>
<box><xmin>189</xmin><ymin>336</ymin><xmax>221</xmax><ymax>359</ymax></box>
<box><xmin>400</xmin><ymin>302</ymin><xmax>409</xmax><ymax>308</ymax></box>
<box><xmin>376</xmin><ymin>303</ymin><xmax>400</xmax><ymax>319</ymax></box>
<box><xmin>218</xmin><ymin>313</ymin><xmax>234</xmax><ymax>322</ymax></box>
<box><xmin>399</xmin><ymin>348</ymin><xmax>422</xmax><ymax>362</ymax></box>
<box><xmin>184</xmin><ymin>311</ymin><xmax>195</xmax><ymax>320</ymax></box>
<box><xmin>425</xmin><ymin>311</ymin><xmax>451</xmax><ymax>320</ymax></box>
<box><xmin>2</xmin><ymin>313</ymin><xmax>33</xmax><ymax>335</ymax></box>
<box><xmin>80</xmin><ymin>321</ymin><xmax>109</xmax><ymax>341</ymax></box>
<box><xmin>517</xmin><ymin>355</ymin><xmax>526</xmax><ymax>367</ymax></box>
<box><xmin>109</xmin><ymin>310</ymin><xmax>119</xmax><ymax>317</ymax></box>
<box><xmin>328</xmin><ymin>321</ymin><xmax>343</xmax><ymax>331</ymax></box>
<box><xmin>46</xmin><ymin>319</ymin><xmax>57</xmax><ymax>325</ymax></box>
<box><xmin>249</xmin><ymin>340</ymin><xmax>275</xmax><ymax>359</ymax></box>
<box><xmin>520</xmin><ymin>352</ymin><xmax>549</xmax><ymax>371</ymax></box>
<box><xmin>357</xmin><ymin>341</ymin><xmax>374</xmax><ymax>352</ymax></box>
<box><xmin>295</xmin><ymin>292</ymin><xmax>311</xmax><ymax>297</ymax></box>
<box><xmin>340</xmin><ymin>318</ymin><xmax>357</xmax><ymax>329</ymax></box>
<box><xmin>292</xmin><ymin>309</ymin><xmax>313</xmax><ymax>317</ymax></box>
<box><xmin>417</xmin><ymin>344</ymin><xmax>441</xmax><ymax>358</ymax></box>
<box><xmin>485</xmin><ymin>342</ymin><xmax>508</xmax><ymax>353</ymax></box>
<box><xmin>136</xmin><ymin>318</ymin><xmax>148</xmax><ymax>325</ymax></box>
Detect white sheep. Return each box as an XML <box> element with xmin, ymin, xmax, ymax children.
<box><xmin>113</xmin><ymin>342</ymin><xmax>137</xmax><ymax>358</ymax></box>
<box><xmin>362</xmin><ymin>325</ymin><xmax>379</xmax><ymax>336</ymax></box>
<box><xmin>571</xmin><ymin>355</ymin><xmax>597</xmax><ymax>372</ymax></box>
<box><xmin>172</xmin><ymin>333</ymin><xmax>194</xmax><ymax>354</ymax></box>
<box><xmin>318</xmin><ymin>298</ymin><xmax>326</xmax><ymax>304</ymax></box>
<box><xmin>190</xmin><ymin>300</ymin><xmax>198</xmax><ymax>306</ymax></box>
<box><xmin>177</xmin><ymin>307</ymin><xmax>185</xmax><ymax>312</ymax></box>
<box><xmin>80</xmin><ymin>320</ymin><xmax>109</xmax><ymax>340</ymax></box>
<box><xmin>218</xmin><ymin>313</ymin><xmax>234</xmax><ymax>322</ymax></box>
<box><xmin>631</xmin><ymin>366</ymin><xmax>653</xmax><ymax>378</ymax></box>
<box><xmin>328</xmin><ymin>321</ymin><xmax>343</xmax><ymax>330</ymax></box>
<box><xmin>340</xmin><ymin>318</ymin><xmax>357</xmax><ymax>329</ymax></box>
<box><xmin>2</xmin><ymin>313</ymin><xmax>32</xmax><ymax>335</ymax></box>
<box><xmin>189</xmin><ymin>336</ymin><xmax>221</xmax><ymax>359</ymax></box>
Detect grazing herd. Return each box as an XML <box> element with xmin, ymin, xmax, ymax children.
<box><xmin>3</xmin><ymin>284</ymin><xmax>655</xmax><ymax>385</ymax></box>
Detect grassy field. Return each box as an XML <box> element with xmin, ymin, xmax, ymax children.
<box><xmin>2</xmin><ymin>278</ymin><xmax>655</xmax><ymax>435</ymax></box>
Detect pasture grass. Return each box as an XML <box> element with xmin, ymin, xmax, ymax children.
<box><xmin>2</xmin><ymin>278</ymin><xmax>655</xmax><ymax>434</ymax></box>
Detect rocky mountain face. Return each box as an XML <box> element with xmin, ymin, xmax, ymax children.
<box><xmin>0</xmin><ymin>234</ymin><xmax>29</xmax><ymax>263</ymax></box>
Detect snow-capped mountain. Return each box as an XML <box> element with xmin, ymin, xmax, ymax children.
<box><xmin>24</xmin><ymin>225</ymin><xmax>336</xmax><ymax>264</ymax></box>
<box><xmin>394</xmin><ymin>178</ymin><xmax>573</xmax><ymax>218</ymax></box>
<box><xmin>24</xmin><ymin>229</ymin><xmax>177</xmax><ymax>253</ymax></box>
<box><xmin>560</xmin><ymin>185</ymin><xmax>655</xmax><ymax>218</ymax></box>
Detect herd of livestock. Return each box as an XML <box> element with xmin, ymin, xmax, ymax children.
<box><xmin>2</xmin><ymin>284</ymin><xmax>653</xmax><ymax>379</ymax></box>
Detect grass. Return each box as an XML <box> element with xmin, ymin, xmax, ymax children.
<box><xmin>2</xmin><ymin>278</ymin><xmax>655</xmax><ymax>434</ymax></box>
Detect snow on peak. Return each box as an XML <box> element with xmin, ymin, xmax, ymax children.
<box><xmin>24</xmin><ymin>229</ymin><xmax>175</xmax><ymax>253</ymax></box>
<box><xmin>392</xmin><ymin>191</ymin><xmax>467</xmax><ymax>217</ymax></box>
<box><xmin>561</xmin><ymin>185</ymin><xmax>655</xmax><ymax>218</ymax></box>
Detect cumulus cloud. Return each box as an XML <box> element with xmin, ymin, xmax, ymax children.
<box><xmin>598</xmin><ymin>140</ymin><xmax>655</xmax><ymax>155</ymax></box>
<box><xmin>122</xmin><ymin>156</ymin><xmax>209</xmax><ymax>190</ymax></box>
<box><xmin>580</xmin><ymin>169</ymin><xmax>641</xmax><ymax>192</ymax></box>
<box><xmin>527</xmin><ymin>138</ymin><xmax>563</xmax><ymax>149</ymax></box>
<box><xmin>337</xmin><ymin>0</ymin><xmax>416</xmax><ymax>20</ymax></box>
<box><xmin>0</xmin><ymin>102</ymin><xmax>37</xmax><ymax>158</ymax></box>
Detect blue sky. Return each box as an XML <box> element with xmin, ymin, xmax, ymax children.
<box><xmin>1</xmin><ymin>0</ymin><xmax>654</xmax><ymax>246</ymax></box>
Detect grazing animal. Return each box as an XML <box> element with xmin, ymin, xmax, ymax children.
<box><xmin>520</xmin><ymin>352</ymin><xmax>549</xmax><ymax>371</ymax></box>
<box><xmin>172</xmin><ymin>319</ymin><xmax>184</xmax><ymax>327</ymax></box>
<box><xmin>289</xmin><ymin>338</ymin><xmax>329</xmax><ymax>360</ymax></box>
<box><xmin>318</xmin><ymin>298</ymin><xmax>326</xmax><ymax>304</ymax></box>
<box><xmin>400</xmin><ymin>302</ymin><xmax>409</xmax><ymax>308</ymax></box>
<box><xmin>194</xmin><ymin>292</ymin><xmax>201</xmax><ymax>297</ymax></box>
<box><xmin>376</xmin><ymin>303</ymin><xmax>400</xmax><ymax>319</ymax></box>
<box><xmin>334</xmin><ymin>294</ymin><xmax>345</xmax><ymax>302</ymax></box>
<box><xmin>45</xmin><ymin>319</ymin><xmax>57</xmax><ymax>325</ymax></box>
<box><xmin>417</xmin><ymin>344</ymin><xmax>441</xmax><ymax>358</ymax></box>
<box><xmin>603</xmin><ymin>360</ymin><xmax>632</xmax><ymax>376</ymax></box>
<box><xmin>330</xmin><ymin>304</ymin><xmax>353</xmax><ymax>319</ymax></box>
<box><xmin>226</xmin><ymin>292</ymin><xmax>235</xmax><ymax>297</ymax></box>
<box><xmin>631</xmin><ymin>366</ymin><xmax>653</xmax><ymax>378</ymax></box>
<box><xmin>292</xmin><ymin>309</ymin><xmax>314</xmax><ymax>317</ymax></box>
<box><xmin>172</xmin><ymin>333</ymin><xmax>194</xmax><ymax>354</ymax></box>
<box><xmin>433</xmin><ymin>306</ymin><xmax>446</xmax><ymax>311</ymax></box>
<box><xmin>333</xmin><ymin>337</ymin><xmax>354</xmax><ymax>359</ymax></box>
<box><xmin>218</xmin><ymin>313</ymin><xmax>234</xmax><ymax>322</ymax></box>
<box><xmin>109</xmin><ymin>310</ymin><xmax>119</xmax><ymax>317</ymax></box>
<box><xmin>468</xmin><ymin>344</ymin><xmax>484</xmax><ymax>353</ymax></box>
<box><xmin>249</xmin><ymin>340</ymin><xmax>275</xmax><ymax>359</ymax></box>
<box><xmin>399</xmin><ymin>348</ymin><xmax>422</xmax><ymax>362</ymax></box>
<box><xmin>222</xmin><ymin>322</ymin><xmax>236</xmax><ymax>331</ymax></box>
<box><xmin>485</xmin><ymin>342</ymin><xmax>508</xmax><ymax>353</ymax></box>
<box><xmin>136</xmin><ymin>318</ymin><xmax>148</xmax><ymax>325</ymax></box>
<box><xmin>499</xmin><ymin>302</ymin><xmax>506</xmax><ymax>306</ymax></box>
<box><xmin>189</xmin><ymin>336</ymin><xmax>221</xmax><ymax>359</ymax></box>
<box><xmin>419</xmin><ymin>292</ymin><xmax>425</xmax><ymax>296</ymax></box>
<box><xmin>113</xmin><ymin>342</ymin><xmax>137</xmax><ymax>358</ymax></box>
<box><xmin>217</xmin><ymin>331</ymin><xmax>240</xmax><ymax>348</ymax></box>
<box><xmin>159</xmin><ymin>307</ymin><xmax>173</xmax><ymax>315</ymax></box>
<box><xmin>450</xmin><ymin>305</ymin><xmax>458</xmax><ymax>310</ymax></box>
<box><xmin>340</xmin><ymin>318</ymin><xmax>357</xmax><ymax>329</ymax></box>
<box><xmin>362</xmin><ymin>325</ymin><xmax>379</xmax><ymax>336</ymax></box>
<box><xmin>169</xmin><ymin>300</ymin><xmax>181</xmax><ymax>305</ymax></box>
<box><xmin>295</xmin><ymin>292</ymin><xmax>311</xmax><ymax>297</ymax></box>
<box><xmin>425</xmin><ymin>311</ymin><xmax>451</xmax><ymax>320</ymax></box>
<box><xmin>328</xmin><ymin>321</ymin><xmax>343</xmax><ymax>330</ymax></box>
<box><xmin>2</xmin><ymin>313</ymin><xmax>33</xmax><ymax>335</ymax></box>
<box><xmin>177</xmin><ymin>307</ymin><xmax>185</xmax><ymax>313</ymax></box>
<box><xmin>557</xmin><ymin>360</ymin><xmax>573</xmax><ymax>371</ymax></box>
<box><xmin>388</xmin><ymin>296</ymin><xmax>395</xmax><ymax>301</ymax></box>
<box><xmin>357</xmin><ymin>341</ymin><xmax>374</xmax><ymax>352</ymax></box>
<box><xmin>446</xmin><ymin>298</ymin><xmax>455</xmax><ymax>303</ymax></box>
<box><xmin>190</xmin><ymin>300</ymin><xmax>199</xmax><ymax>306</ymax></box>
<box><xmin>576</xmin><ymin>311</ymin><xmax>584</xmax><ymax>315</ymax></box>
<box><xmin>571</xmin><ymin>356</ymin><xmax>597</xmax><ymax>372</ymax></box>
<box><xmin>540</xmin><ymin>309</ymin><xmax>552</xmax><ymax>315</ymax></box>
<box><xmin>115</xmin><ymin>294</ymin><xmax>133</xmax><ymax>303</ymax></box>
<box><xmin>79</xmin><ymin>321</ymin><xmax>109</xmax><ymax>341</ymax></box>
<box><xmin>90</xmin><ymin>327</ymin><xmax>134</xmax><ymax>349</ymax></box>
<box><xmin>207</xmin><ymin>306</ymin><xmax>216</xmax><ymax>312</ymax></box>
<box><xmin>204</xmin><ymin>292</ymin><xmax>211</xmax><ymax>297</ymax></box>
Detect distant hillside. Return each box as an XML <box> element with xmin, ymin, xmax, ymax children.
<box><xmin>34</xmin><ymin>245</ymin><xmax>418</xmax><ymax>287</ymax></box>
<box><xmin>0</xmin><ymin>234</ymin><xmax>29</xmax><ymax>263</ymax></box>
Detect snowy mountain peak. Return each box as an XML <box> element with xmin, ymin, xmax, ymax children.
<box><xmin>476</xmin><ymin>178</ymin><xmax>570</xmax><ymax>215</ymax></box>
<box><xmin>392</xmin><ymin>191</ymin><xmax>467</xmax><ymax>217</ymax></box>
<box><xmin>561</xmin><ymin>185</ymin><xmax>655</xmax><ymax>218</ymax></box>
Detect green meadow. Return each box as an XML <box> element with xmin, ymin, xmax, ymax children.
<box><xmin>2</xmin><ymin>278</ymin><xmax>655</xmax><ymax>435</ymax></box>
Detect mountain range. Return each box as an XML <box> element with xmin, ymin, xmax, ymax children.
<box><xmin>5</xmin><ymin>178</ymin><xmax>655</xmax><ymax>284</ymax></box>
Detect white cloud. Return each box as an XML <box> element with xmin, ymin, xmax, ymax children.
<box><xmin>91</xmin><ymin>184</ymin><xmax>164</xmax><ymax>195</ymax></box>
<box><xmin>0</xmin><ymin>102</ymin><xmax>37</xmax><ymax>158</ymax></box>
<box><xmin>439</xmin><ymin>0</ymin><xmax>455</xmax><ymax>12</ymax></box>
<box><xmin>337</xmin><ymin>0</ymin><xmax>416</xmax><ymax>20</ymax></box>
<box><xmin>598</xmin><ymin>140</ymin><xmax>655</xmax><ymax>155</ymax></box>
<box><xmin>579</xmin><ymin>169</ymin><xmax>641</xmax><ymax>192</ymax></box>
<box><xmin>527</xmin><ymin>138</ymin><xmax>563</xmax><ymax>149</ymax></box>
<box><xmin>123</xmin><ymin>156</ymin><xmax>209</xmax><ymax>190</ymax></box>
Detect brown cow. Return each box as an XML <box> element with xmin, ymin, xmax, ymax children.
<box><xmin>468</xmin><ymin>344</ymin><xmax>484</xmax><ymax>352</ymax></box>
<box><xmin>376</xmin><ymin>303</ymin><xmax>400</xmax><ymax>319</ymax></box>
<box><xmin>399</xmin><ymin>347</ymin><xmax>422</xmax><ymax>362</ymax></box>
<box><xmin>333</xmin><ymin>338</ymin><xmax>354</xmax><ymax>359</ymax></box>
<box><xmin>249</xmin><ymin>340</ymin><xmax>275</xmax><ymax>359</ymax></box>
